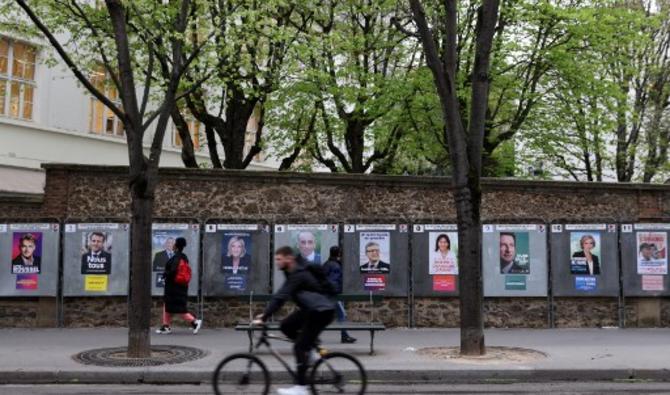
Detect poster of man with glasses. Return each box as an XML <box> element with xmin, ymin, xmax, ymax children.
<box><xmin>359</xmin><ymin>232</ymin><xmax>391</xmax><ymax>274</ymax></box>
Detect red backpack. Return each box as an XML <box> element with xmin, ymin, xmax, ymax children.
<box><xmin>174</xmin><ymin>258</ymin><xmax>192</xmax><ymax>286</ymax></box>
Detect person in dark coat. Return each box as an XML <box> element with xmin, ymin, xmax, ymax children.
<box><xmin>254</xmin><ymin>246</ymin><xmax>336</xmax><ymax>395</ymax></box>
<box><xmin>322</xmin><ymin>246</ymin><xmax>356</xmax><ymax>344</ymax></box>
<box><xmin>156</xmin><ymin>237</ymin><xmax>202</xmax><ymax>335</ymax></box>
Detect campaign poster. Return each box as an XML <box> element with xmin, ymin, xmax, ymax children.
<box><xmin>84</xmin><ymin>275</ymin><xmax>108</xmax><ymax>292</ymax></box>
<box><xmin>288</xmin><ymin>229</ymin><xmax>323</xmax><ymax>265</ymax></box>
<box><xmin>224</xmin><ymin>275</ymin><xmax>247</xmax><ymax>291</ymax></box>
<box><xmin>222</xmin><ymin>232</ymin><xmax>252</xmax><ymax>275</ymax></box>
<box><xmin>359</xmin><ymin>232</ymin><xmax>391</xmax><ymax>274</ymax></box>
<box><xmin>432</xmin><ymin>275</ymin><xmax>456</xmax><ymax>292</ymax></box>
<box><xmin>575</xmin><ymin>276</ymin><xmax>597</xmax><ymax>291</ymax></box>
<box><xmin>428</xmin><ymin>232</ymin><xmax>458</xmax><ymax>275</ymax></box>
<box><xmin>505</xmin><ymin>275</ymin><xmax>527</xmax><ymax>291</ymax></box>
<box><xmin>11</xmin><ymin>232</ymin><xmax>43</xmax><ymax>275</ymax></box>
<box><xmin>363</xmin><ymin>274</ymin><xmax>386</xmax><ymax>291</ymax></box>
<box><xmin>570</xmin><ymin>232</ymin><xmax>601</xmax><ymax>275</ymax></box>
<box><xmin>155</xmin><ymin>272</ymin><xmax>166</xmax><ymax>288</ymax></box>
<box><xmin>221</xmin><ymin>232</ymin><xmax>252</xmax><ymax>291</ymax></box>
<box><xmin>80</xmin><ymin>231</ymin><xmax>113</xmax><ymax>275</ymax></box>
<box><xmin>152</xmin><ymin>230</ymin><xmax>181</xmax><ymax>272</ymax></box>
<box><xmin>498</xmin><ymin>231</ymin><xmax>530</xmax><ymax>274</ymax></box>
<box><xmin>637</xmin><ymin>232</ymin><xmax>668</xmax><ymax>275</ymax></box>
<box><xmin>642</xmin><ymin>275</ymin><xmax>664</xmax><ymax>291</ymax></box>
<box><xmin>15</xmin><ymin>274</ymin><xmax>38</xmax><ymax>290</ymax></box>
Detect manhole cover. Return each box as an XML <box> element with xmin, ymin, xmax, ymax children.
<box><xmin>73</xmin><ymin>345</ymin><xmax>208</xmax><ymax>367</ymax></box>
<box><xmin>417</xmin><ymin>346</ymin><xmax>546</xmax><ymax>364</ymax></box>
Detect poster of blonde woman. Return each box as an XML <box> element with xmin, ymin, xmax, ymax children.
<box><xmin>428</xmin><ymin>232</ymin><xmax>458</xmax><ymax>275</ymax></box>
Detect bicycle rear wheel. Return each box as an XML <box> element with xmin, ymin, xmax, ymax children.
<box><xmin>212</xmin><ymin>353</ymin><xmax>270</xmax><ymax>395</ymax></box>
<box><xmin>309</xmin><ymin>352</ymin><xmax>367</xmax><ymax>395</ymax></box>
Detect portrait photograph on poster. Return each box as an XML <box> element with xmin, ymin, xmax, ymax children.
<box><xmin>151</xmin><ymin>230</ymin><xmax>180</xmax><ymax>272</ymax></box>
<box><xmin>80</xmin><ymin>231</ymin><xmax>112</xmax><ymax>275</ymax></box>
<box><xmin>570</xmin><ymin>232</ymin><xmax>601</xmax><ymax>275</ymax></box>
<box><xmin>359</xmin><ymin>232</ymin><xmax>390</xmax><ymax>274</ymax></box>
<box><xmin>11</xmin><ymin>232</ymin><xmax>43</xmax><ymax>275</ymax></box>
<box><xmin>499</xmin><ymin>232</ymin><xmax>530</xmax><ymax>274</ymax></box>
<box><xmin>222</xmin><ymin>233</ymin><xmax>252</xmax><ymax>275</ymax></box>
<box><xmin>290</xmin><ymin>230</ymin><xmax>322</xmax><ymax>264</ymax></box>
<box><xmin>637</xmin><ymin>232</ymin><xmax>668</xmax><ymax>275</ymax></box>
<box><xmin>429</xmin><ymin>232</ymin><xmax>458</xmax><ymax>275</ymax></box>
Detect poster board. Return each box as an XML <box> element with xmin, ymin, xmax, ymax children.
<box><xmin>411</xmin><ymin>224</ymin><xmax>459</xmax><ymax>297</ymax></box>
<box><xmin>342</xmin><ymin>224</ymin><xmax>409</xmax><ymax>296</ymax></box>
<box><xmin>0</xmin><ymin>223</ymin><xmax>60</xmax><ymax>297</ymax></box>
<box><xmin>272</xmin><ymin>224</ymin><xmax>339</xmax><ymax>292</ymax></box>
<box><xmin>621</xmin><ymin>223</ymin><xmax>670</xmax><ymax>297</ymax></box>
<box><xmin>63</xmin><ymin>223</ymin><xmax>130</xmax><ymax>296</ymax></box>
<box><xmin>482</xmin><ymin>224</ymin><xmax>548</xmax><ymax>297</ymax></box>
<box><xmin>151</xmin><ymin>223</ymin><xmax>200</xmax><ymax>297</ymax></box>
<box><xmin>202</xmin><ymin>224</ymin><xmax>270</xmax><ymax>296</ymax></box>
<box><xmin>550</xmin><ymin>224</ymin><xmax>619</xmax><ymax>297</ymax></box>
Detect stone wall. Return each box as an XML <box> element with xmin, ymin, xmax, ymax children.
<box><xmin>413</xmin><ymin>298</ymin><xmax>460</xmax><ymax>327</ymax></box>
<box><xmin>0</xmin><ymin>297</ymin><xmax>57</xmax><ymax>328</ymax></box>
<box><xmin>553</xmin><ymin>297</ymin><xmax>620</xmax><ymax>328</ymax></box>
<box><xmin>0</xmin><ymin>164</ymin><xmax>668</xmax><ymax>329</ymax></box>
<box><xmin>485</xmin><ymin>298</ymin><xmax>549</xmax><ymax>328</ymax></box>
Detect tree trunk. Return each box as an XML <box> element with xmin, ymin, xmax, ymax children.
<box><xmin>127</xmin><ymin>178</ymin><xmax>154</xmax><ymax>358</ymax></box>
<box><xmin>345</xmin><ymin>120</ymin><xmax>367</xmax><ymax>173</ymax></box>
<box><xmin>221</xmin><ymin>118</ymin><xmax>249</xmax><ymax>169</ymax></box>
<box><xmin>204</xmin><ymin>124</ymin><xmax>223</xmax><ymax>168</ymax></box>
<box><xmin>170</xmin><ymin>106</ymin><xmax>198</xmax><ymax>168</ymax></box>
<box><xmin>455</xmin><ymin>180</ymin><xmax>484</xmax><ymax>355</ymax></box>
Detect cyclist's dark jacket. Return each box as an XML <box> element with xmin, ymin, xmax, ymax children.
<box><xmin>262</xmin><ymin>264</ymin><xmax>336</xmax><ymax>320</ymax></box>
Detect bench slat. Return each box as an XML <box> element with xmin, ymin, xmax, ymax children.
<box><xmin>235</xmin><ymin>323</ymin><xmax>385</xmax><ymax>330</ymax></box>
<box><xmin>235</xmin><ymin>322</ymin><xmax>385</xmax><ymax>356</ymax></box>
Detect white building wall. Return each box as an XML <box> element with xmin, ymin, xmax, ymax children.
<box><xmin>0</xmin><ymin>34</ymin><xmax>278</xmax><ymax>194</ymax></box>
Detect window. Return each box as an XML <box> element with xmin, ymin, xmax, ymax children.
<box><xmin>0</xmin><ymin>37</ymin><xmax>37</xmax><ymax>120</ymax></box>
<box><xmin>89</xmin><ymin>67</ymin><xmax>124</xmax><ymax>137</ymax></box>
<box><xmin>173</xmin><ymin>116</ymin><xmax>201</xmax><ymax>151</ymax></box>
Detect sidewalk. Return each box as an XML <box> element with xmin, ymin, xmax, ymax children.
<box><xmin>1</xmin><ymin>327</ymin><xmax>670</xmax><ymax>384</ymax></box>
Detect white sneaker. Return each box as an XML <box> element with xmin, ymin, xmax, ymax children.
<box><xmin>155</xmin><ymin>326</ymin><xmax>171</xmax><ymax>334</ymax></box>
<box><xmin>192</xmin><ymin>319</ymin><xmax>202</xmax><ymax>335</ymax></box>
<box><xmin>276</xmin><ymin>385</ymin><xmax>308</xmax><ymax>395</ymax></box>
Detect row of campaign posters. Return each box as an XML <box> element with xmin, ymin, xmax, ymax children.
<box><xmin>0</xmin><ymin>223</ymin><xmax>668</xmax><ymax>297</ymax></box>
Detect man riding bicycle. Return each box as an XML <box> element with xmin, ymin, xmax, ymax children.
<box><xmin>254</xmin><ymin>246</ymin><xmax>336</xmax><ymax>395</ymax></box>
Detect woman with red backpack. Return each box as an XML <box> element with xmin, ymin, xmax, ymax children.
<box><xmin>156</xmin><ymin>237</ymin><xmax>202</xmax><ymax>335</ymax></box>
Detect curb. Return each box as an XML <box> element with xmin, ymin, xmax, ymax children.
<box><xmin>2</xmin><ymin>369</ymin><xmax>670</xmax><ymax>385</ymax></box>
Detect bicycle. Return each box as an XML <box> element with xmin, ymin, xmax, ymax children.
<box><xmin>213</xmin><ymin>323</ymin><xmax>367</xmax><ymax>395</ymax></box>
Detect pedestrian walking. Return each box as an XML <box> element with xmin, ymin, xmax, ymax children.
<box><xmin>322</xmin><ymin>246</ymin><xmax>356</xmax><ymax>343</ymax></box>
<box><xmin>156</xmin><ymin>237</ymin><xmax>202</xmax><ymax>335</ymax></box>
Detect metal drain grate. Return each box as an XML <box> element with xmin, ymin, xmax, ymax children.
<box><xmin>72</xmin><ymin>345</ymin><xmax>208</xmax><ymax>367</ymax></box>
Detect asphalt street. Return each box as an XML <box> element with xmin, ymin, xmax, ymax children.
<box><xmin>4</xmin><ymin>382</ymin><xmax>670</xmax><ymax>395</ymax></box>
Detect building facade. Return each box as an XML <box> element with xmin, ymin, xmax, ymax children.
<box><xmin>0</xmin><ymin>34</ymin><xmax>276</xmax><ymax>195</ymax></box>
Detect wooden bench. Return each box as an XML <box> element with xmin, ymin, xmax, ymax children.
<box><xmin>235</xmin><ymin>321</ymin><xmax>386</xmax><ymax>355</ymax></box>
<box><xmin>235</xmin><ymin>292</ymin><xmax>386</xmax><ymax>355</ymax></box>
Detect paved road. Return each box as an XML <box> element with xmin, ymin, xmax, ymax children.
<box><xmin>4</xmin><ymin>382</ymin><xmax>670</xmax><ymax>394</ymax></box>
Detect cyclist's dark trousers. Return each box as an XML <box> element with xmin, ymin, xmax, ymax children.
<box><xmin>280</xmin><ymin>309</ymin><xmax>335</xmax><ymax>385</ymax></box>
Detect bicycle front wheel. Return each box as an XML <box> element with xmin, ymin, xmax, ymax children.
<box><xmin>212</xmin><ymin>353</ymin><xmax>270</xmax><ymax>395</ymax></box>
<box><xmin>309</xmin><ymin>352</ymin><xmax>367</xmax><ymax>395</ymax></box>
